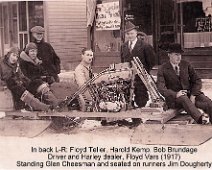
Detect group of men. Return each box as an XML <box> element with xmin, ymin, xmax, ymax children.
<box><xmin>1</xmin><ymin>22</ymin><xmax>212</xmax><ymax>127</ymax></box>
<box><xmin>121</xmin><ymin>21</ymin><xmax>212</xmax><ymax>125</ymax></box>
<box><xmin>74</xmin><ymin>21</ymin><xmax>212</xmax><ymax>126</ymax></box>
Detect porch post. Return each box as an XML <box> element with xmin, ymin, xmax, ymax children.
<box><xmin>179</xmin><ymin>2</ymin><xmax>184</xmax><ymax>47</ymax></box>
<box><xmin>152</xmin><ymin>0</ymin><xmax>160</xmax><ymax>64</ymax></box>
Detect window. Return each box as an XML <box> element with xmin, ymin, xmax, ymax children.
<box><xmin>94</xmin><ymin>0</ymin><xmax>121</xmax><ymax>52</ymax></box>
<box><xmin>18</xmin><ymin>1</ymin><xmax>27</xmax><ymax>31</ymax></box>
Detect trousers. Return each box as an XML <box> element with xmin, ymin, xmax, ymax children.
<box><xmin>175</xmin><ymin>93</ymin><xmax>212</xmax><ymax>122</ymax></box>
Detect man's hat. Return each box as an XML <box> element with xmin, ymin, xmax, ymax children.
<box><xmin>30</xmin><ymin>26</ymin><xmax>45</xmax><ymax>33</ymax></box>
<box><xmin>124</xmin><ymin>21</ymin><xmax>139</xmax><ymax>33</ymax></box>
<box><xmin>167</xmin><ymin>43</ymin><xmax>184</xmax><ymax>53</ymax></box>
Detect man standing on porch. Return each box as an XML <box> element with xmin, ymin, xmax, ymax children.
<box><xmin>120</xmin><ymin>21</ymin><xmax>156</xmax><ymax>126</ymax></box>
<box><xmin>31</xmin><ymin>26</ymin><xmax>61</xmax><ymax>84</ymax></box>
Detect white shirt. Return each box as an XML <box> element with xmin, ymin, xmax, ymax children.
<box><xmin>128</xmin><ymin>38</ymin><xmax>138</xmax><ymax>50</ymax></box>
<box><xmin>170</xmin><ymin>63</ymin><xmax>180</xmax><ymax>75</ymax></box>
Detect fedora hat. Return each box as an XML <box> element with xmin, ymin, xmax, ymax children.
<box><xmin>124</xmin><ymin>21</ymin><xmax>139</xmax><ymax>33</ymax></box>
<box><xmin>167</xmin><ymin>43</ymin><xmax>184</xmax><ymax>53</ymax></box>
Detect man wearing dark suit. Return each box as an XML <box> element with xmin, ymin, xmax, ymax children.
<box><xmin>157</xmin><ymin>43</ymin><xmax>212</xmax><ymax>124</ymax></box>
<box><xmin>120</xmin><ymin>21</ymin><xmax>156</xmax><ymax>126</ymax></box>
<box><xmin>121</xmin><ymin>21</ymin><xmax>156</xmax><ymax>107</ymax></box>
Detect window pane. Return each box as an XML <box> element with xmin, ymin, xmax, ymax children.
<box><xmin>18</xmin><ymin>1</ymin><xmax>27</xmax><ymax>31</ymax></box>
<box><xmin>183</xmin><ymin>2</ymin><xmax>205</xmax><ymax>33</ymax></box>
<box><xmin>28</xmin><ymin>1</ymin><xmax>44</xmax><ymax>28</ymax></box>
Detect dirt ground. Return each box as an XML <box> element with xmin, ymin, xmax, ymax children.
<box><xmin>1</xmin><ymin>78</ymin><xmax>212</xmax><ymax>169</ymax></box>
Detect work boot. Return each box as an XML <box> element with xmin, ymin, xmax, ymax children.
<box><xmin>20</xmin><ymin>90</ymin><xmax>50</xmax><ymax>111</ymax></box>
<box><xmin>43</xmin><ymin>90</ymin><xmax>60</xmax><ymax>108</ymax></box>
<box><xmin>37</xmin><ymin>83</ymin><xmax>60</xmax><ymax>109</ymax></box>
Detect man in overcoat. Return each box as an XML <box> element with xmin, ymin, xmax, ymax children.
<box><xmin>157</xmin><ymin>43</ymin><xmax>212</xmax><ymax>124</ymax></box>
<box><xmin>120</xmin><ymin>21</ymin><xmax>156</xmax><ymax>126</ymax></box>
<box><xmin>31</xmin><ymin>26</ymin><xmax>61</xmax><ymax>83</ymax></box>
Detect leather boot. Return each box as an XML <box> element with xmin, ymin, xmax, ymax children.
<box><xmin>20</xmin><ymin>90</ymin><xmax>50</xmax><ymax>111</ymax></box>
<box><xmin>43</xmin><ymin>90</ymin><xmax>60</xmax><ymax>108</ymax></box>
<box><xmin>37</xmin><ymin>83</ymin><xmax>59</xmax><ymax>108</ymax></box>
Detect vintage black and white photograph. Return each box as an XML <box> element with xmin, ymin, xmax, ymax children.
<box><xmin>1</xmin><ymin>0</ymin><xmax>212</xmax><ymax>169</ymax></box>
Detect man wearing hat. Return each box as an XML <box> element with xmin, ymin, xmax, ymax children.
<box><xmin>31</xmin><ymin>26</ymin><xmax>61</xmax><ymax>83</ymax></box>
<box><xmin>120</xmin><ymin>21</ymin><xmax>156</xmax><ymax>127</ymax></box>
<box><xmin>157</xmin><ymin>43</ymin><xmax>212</xmax><ymax>124</ymax></box>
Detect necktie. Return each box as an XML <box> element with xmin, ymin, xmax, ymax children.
<box><xmin>129</xmin><ymin>41</ymin><xmax>133</xmax><ymax>53</ymax></box>
<box><xmin>175</xmin><ymin>66</ymin><xmax>180</xmax><ymax>76</ymax></box>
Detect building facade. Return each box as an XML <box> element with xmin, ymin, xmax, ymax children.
<box><xmin>0</xmin><ymin>1</ymin><xmax>87</xmax><ymax>70</ymax></box>
<box><xmin>1</xmin><ymin>0</ymin><xmax>212</xmax><ymax>77</ymax></box>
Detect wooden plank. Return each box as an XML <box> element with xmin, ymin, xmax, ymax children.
<box><xmin>46</xmin><ymin>1</ymin><xmax>86</xmax><ymax>8</ymax></box>
<box><xmin>45</xmin><ymin>1</ymin><xmax>87</xmax><ymax>65</ymax></box>
<box><xmin>48</xmin><ymin>13</ymin><xmax>86</xmax><ymax>17</ymax></box>
<box><xmin>4</xmin><ymin>108</ymin><xmax>176</xmax><ymax>124</ymax></box>
<box><xmin>131</xmin><ymin>124</ymin><xmax>212</xmax><ymax>146</ymax></box>
<box><xmin>48</xmin><ymin>34</ymin><xmax>87</xmax><ymax>38</ymax></box>
<box><xmin>49</xmin><ymin>24</ymin><xmax>86</xmax><ymax>30</ymax></box>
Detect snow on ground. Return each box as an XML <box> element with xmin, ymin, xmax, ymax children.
<box><xmin>1</xmin><ymin>75</ymin><xmax>212</xmax><ymax>169</ymax></box>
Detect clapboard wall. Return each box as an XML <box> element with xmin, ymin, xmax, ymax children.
<box><xmin>44</xmin><ymin>0</ymin><xmax>87</xmax><ymax>70</ymax></box>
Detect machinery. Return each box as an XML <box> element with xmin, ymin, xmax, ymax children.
<box><xmin>1</xmin><ymin>57</ymin><xmax>211</xmax><ymax>146</ymax></box>
<box><xmin>63</xmin><ymin>57</ymin><xmax>165</xmax><ymax>113</ymax></box>
<box><xmin>0</xmin><ymin>57</ymin><xmax>169</xmax><ymax>132</ymax></box>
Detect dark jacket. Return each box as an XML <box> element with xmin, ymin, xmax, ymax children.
<box><xmin>0</xmin><ymin>56</ymin><xmax>30</xmax><ymax>98</ymax></box>
<box><xmin>120</xmin><ymin>39</ymin><xmax>156</xmax><ymax>107</ymax></box>
<box><xmin>120</xmin><ymin>39</ymin><xmax>156</xmax><ymax>73</ymax></box>
<box><xmin>157</xmin><ymin>60</ymin><xmax>202</xmax><ymax>107</ymax></box>
<box><xmin>33</xmin><ymin>40</ymin><xmax>61</xmax><ymax>80</ymax></box>
<box><xmin>19</xmin><ymin>51</ymin><xmax>44</xmax><ymax>80</ymax></box>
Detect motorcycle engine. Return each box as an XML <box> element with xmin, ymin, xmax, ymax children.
<box><xmin>87</xmin><ymin>63</ymin><xmax>133</xmax><ymax>112</ymax></box>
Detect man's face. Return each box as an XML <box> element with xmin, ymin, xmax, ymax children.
<box><xmin>8</xmin><ymin>53</ymin><xmax>18</xmax><ymax>64</ymax></box>
<box><xmin>82</xmin><ymin>50</ymin><xmax>93</xmax><ymax>64</ymax></box>
<box><xmin>169</xmin><ymin>52</ymin><xmax>182</xmax><ymax>65</ymax></box>
<box><xmin>28</xmin><ymin>49</ymin><xmax>38</xmax><ymax>60</ymax></box>
<box><xmin>125</xmin><ymin>29</ymin><xmax>137</xmax><ymax>42</ymax></box>
<box><xmin>32</xmin><ymin>32</ymin><xmax>44</xmax><ymax>42</ymax></box>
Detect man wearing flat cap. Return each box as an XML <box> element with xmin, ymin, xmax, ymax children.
<box><xmin>157</xmin><ymin>43</ymin><xmax>212</xmax><ymax>124</ymax></box>
<box><xmin>31</xmin><ymin>26</ymin><xmax>61</xmax><ymax>84</ymax></box>
<box><xmin>120</xmin><ymin>21</ymin><xmax>156</xmax><ymax>126</ymax></box>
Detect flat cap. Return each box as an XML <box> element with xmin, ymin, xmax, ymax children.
<box><xmin>30</xmin><ymin>26</ymin><xmax>45</xmax><ymax>33</ymax></box>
